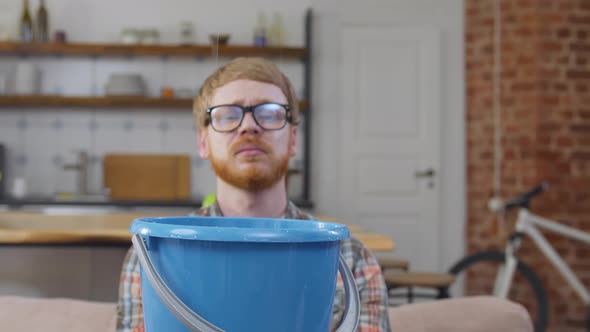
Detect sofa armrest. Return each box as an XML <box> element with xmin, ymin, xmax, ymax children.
<box><xmin>0</xmin><ymin>296</ymin><xmax>117</xmax><ymax>332</ymax></box>
<box><xmin>388</xmin><ymin>296</ymin><xmax>534</xmax><ymax>332</ymax></box>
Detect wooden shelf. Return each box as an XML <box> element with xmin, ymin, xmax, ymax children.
<box><xmin>0</xmin><ymin>95</ymin><xmax>308</xmax><ymax>111</ymax></box>
<box><xmin>0</xmin><ymin>41</ymin><xmax>307</xmax><ymax>60</ymax></box>
<box><xmin>0</xmin><ymin>95</ymin><xmax>191</xmax><ymax>109</ymax></box>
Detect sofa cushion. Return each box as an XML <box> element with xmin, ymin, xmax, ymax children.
<box><xmin>388</xmin><ymin>296</ymin><xmax>534</xmax><ymax>332</ymax></box>
<box><xmin>0</xmin><ymin>295</ymin><xmax>532</xmax><ymax>332</ymax></box>
<box><xmin>0</xmin><ymin>296</ymin><xmax>117</xmax><ymax>332</ymax></box>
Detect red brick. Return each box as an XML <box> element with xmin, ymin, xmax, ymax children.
<box><xmin>503</xmin><ymin>69</ymin><xmax>517</xmax><ymax>79</ymax></box>
<box><xmin>569</xmin><ymin>15</ymin><xmax>590</xmax><ymax>25</ymax></box>
<box><xmin>466</xmin><ymin>6</ymin><xmax>479</xmax><ymax>17</ymax></box>
<box><xmin>572</xmin><ymin>152</ymin><xmax>590</xmax><ymax>160</ymax></box>
<box><xmin>567</xmin><ymin>70</ymin><xmax>590</xmax><ymax>79</ymax></box>
<box><xmin>557</xmin><ymin>55</ymin><xmax>570</xmax><ymax>65</ymax></box>
<box><xmin>569</xmin><ymin>42</ymin><xmax>590</xmax><ymax>52</ymax></box>
<box><xmin>542</xmin><ymin>41</ymin><xmax>564</xmax><ymax>52</ymax></box>
<box><xmin>555</xmin><ymin>162</ymin><xmax>570</xmax><ymax>173</ymax></box>
<box><xmin>516</xmin><ymin>0</ymin><xmax>534</xmax><ymax>9</ymax></box>
<box><xmin>541</xmin><ymin>95</ymin><xmax>561</xmax><ymax>105</ymax></box>
<box><xmin>515</xmin><ymin>26</ymin><xmax>534</xmax><ymax>38</ymax></box>
<box><xmin>575</xmin><ymin>57</ymin><xmax>588</xmax><ymax>66</ymax></box>
<box><xmin>511</xmin><ymin>82</ymin><xmax>536</xmax><ymax>92</ymax></box>
<box><xmin>541</xmin><ymin>68</ymin><xmax>562</xmax><ymax>79</ymax></box>
<box><xmin>554</xmin><ymin>83</ymin><xmax>569</xmax><ymax>92</ymax></box>
<box><xmin>577</xmin><ymin>30</ymin><xmax>589</xmax><ymax>40</ymax></box>
<box><xmin>516</xmin><ymin>55</ymin><xmax>535</xmax><ymax>65</ymax></box>
<box><xmin>561</xmin><ymin>110</ymin><xmax>574</xmax><ymax>120</ymax></box>
<box><xmin>557</xmin><ymin>27</ymin><xmax>572</xmax><ymax>38</ymax></box>
<box><xmin>576</xmin><ymin>84</ymin><xmax>589</xmax><ymax>93</ymax></box>
<box><xmin>541</xmin><ymin>13</ymin><xmax>565</xmax><ymax>24</ymax></box>
<box><xmin>558</xmin><ymin>1</ymin><xmax>575</xmax><ymax>11</ymax></box>
<box><xmin>503</xmin><ymin>149</ymin><xmax>516</xmax><ymax>160</ymax></box>
<box><xmin>539</xmin><ymin>135</ymin><xmax>551</xmax><ymax>145</ymax></box>
<box><xmin>571</xmin><ymin>124</ymin><xmax>590</xmax><ymax>133</ymax></box>
<box><xmin>557</xmin><ymin>136</ymin><xmax>574</xmax><ymax>147</ymax></box>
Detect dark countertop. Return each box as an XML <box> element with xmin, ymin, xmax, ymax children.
<box><xmin>0</xmin><ymin>196</ymin><xmax>314</xmax><ymax>210</ymax></box>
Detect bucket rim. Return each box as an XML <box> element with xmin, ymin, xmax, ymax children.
<box><xmin>130</xmin><ymin>216</ymin><xmax>351</xmax><ymax>243</ymax></box>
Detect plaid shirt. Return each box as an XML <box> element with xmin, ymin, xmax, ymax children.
<box><xmin>116</xmin><ymin>201</ymin><xmax>391</xmax><ymax>332</ymax></box>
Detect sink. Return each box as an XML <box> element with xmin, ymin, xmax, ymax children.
<box><xmin>11</xmin><ymin>204</ymin><xmax>192</xmax><ymax>216</ymax></box>
<box><xmin>8</xmin><ymin>205</ymin><xmax>119</xmax><ymax>215</ymax></box>
<box><xmin>1</xmin><ymin>192</ymin><xmax>195</xmax><ymax>216</ymax></box>
<box><xmin>41</xmin><ymin>206</ymin><xmax>118</xmax><ymax>215</ymax></box>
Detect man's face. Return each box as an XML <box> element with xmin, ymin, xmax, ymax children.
<box><xmin>198</xmin><ymin>79</ymin><xmax>297</xmax><ymax>191</ymax></box>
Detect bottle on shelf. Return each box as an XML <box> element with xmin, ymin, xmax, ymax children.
<box><xmin>36</xmin><ymin>0</ymin><xmax>49</xmax><ymax>42</ymax></box>
<box><xmin>19</xmin><ymin>0</ymin><xmax>34</xmax><ymax>42</ymax></box>
<box><xmin>269</xmin><ymin>12</ymin><xmax>284</xmax><ymax>47</ymax></box>
<box><xmin>253</xmin><ymin>11</ymin><xmax>267</xmax><ymax>47</ymax></box>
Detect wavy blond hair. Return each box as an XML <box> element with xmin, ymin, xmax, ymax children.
<box><xmin>193</xmin><ymin>57</ymin><xmax>300</xmax><ymax>129</ymax></box>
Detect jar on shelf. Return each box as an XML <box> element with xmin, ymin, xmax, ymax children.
<box><xmin>253</xmin><ymin>11</ymin><xmax>267</xmax><ymax>47</ymax></box>
<box><xmin>179</xmin><ymin>21</ymin><xmax>193</xmax><ymax>45</ymax></box>
<box><xmin>269</xmin><ymin>12</ymin><xmax>285</xmax><ymax>47</ymax></box>
<box><xmin>141</xmin><ymin>29</ymin><xmax>160</xmax><ymax>45</ymax></box>
<box><xmin>121</xmin><ymin>28</ymin><xmax>140</xmax><ymax>44</ymax></box>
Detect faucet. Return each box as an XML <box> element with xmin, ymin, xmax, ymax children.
<box><xmin>63</xmin><ymin>150</ymin><xmax>89</xmax><ymax>196</ymax></box>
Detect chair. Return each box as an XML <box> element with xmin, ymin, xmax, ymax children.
<box><xmin>377</xmin><ymin>256</ymin><xmax>455</xmax><ymax>304</ymax></box>
<box><xmin>377</xmin><ymin>257</ymin><xmax>410</xmax><ymax>272</ymax></box>
<box><xmin>384</xmin><ymin>270</ymin><xmax>455</xmax><ymax>303</ymax></box>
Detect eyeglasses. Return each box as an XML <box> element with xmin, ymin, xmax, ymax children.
<box><xmin>206</xmin><ymin>103</ymin><xmax>291</xmax><ymax>133</ymax></box>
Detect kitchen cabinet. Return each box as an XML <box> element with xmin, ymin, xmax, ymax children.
<box><xmin>0</xmin><ymin>9</ymin><xmax>314</xmax><ymax>205</ymax></box>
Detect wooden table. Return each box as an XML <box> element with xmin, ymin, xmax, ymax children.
<box><xmin>0</xmin><ymin>212</ymin><xmax>395</xmax><ymax>252</ymax></box>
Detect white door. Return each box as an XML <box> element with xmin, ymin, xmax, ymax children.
<box><xmin>339</xmin><ymin>27</ymin><xmax>442</xmax><ymax>271</ymax></box>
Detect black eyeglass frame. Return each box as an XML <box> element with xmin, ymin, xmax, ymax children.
<box><xmin>205</xmin><ymin>103</ymin><xmax>293</xmax><ymax>133</ymax></box>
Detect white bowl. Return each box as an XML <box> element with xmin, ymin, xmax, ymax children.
<box><xmin>105</xmin><ymin>73</ymin><xmax>146</xmax><ymax>96</ymax></box>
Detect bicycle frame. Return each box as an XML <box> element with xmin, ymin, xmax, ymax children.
<box><xmin>494</xmin><ymin>208</ymin><xmax>590</xmax><ymax>305</ymax></box>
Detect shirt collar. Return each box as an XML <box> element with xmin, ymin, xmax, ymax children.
<box><xmin>198</xmin><ymin>200</ymin><xmax>308</xmax><ymax>220</ymax></box>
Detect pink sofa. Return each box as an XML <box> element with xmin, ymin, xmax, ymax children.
<box><xmin>0</xmin><ymin>295</ymin><xmax>533</xmax><ymax>332</ymax></box>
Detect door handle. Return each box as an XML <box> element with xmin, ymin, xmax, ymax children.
<box><xmin>415</xmin><ymin>168</ymin><xmax>435</xmax><ymax>178</ymax></box>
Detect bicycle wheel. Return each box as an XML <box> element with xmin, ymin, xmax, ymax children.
<box><xmin>448</xmin><ymin>250</ymin><xmax>548</xmax><ymax>332</ymax></box>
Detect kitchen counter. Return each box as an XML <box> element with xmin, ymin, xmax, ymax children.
<box><xmin>0</xmin><ymin>197</ymin><xmax>314</xmax><ymax>209</ymax></box>
<box><xmin>0</xmin><ymin>212</ymin><xmax>394</xmax><ymax>251</ymax></box>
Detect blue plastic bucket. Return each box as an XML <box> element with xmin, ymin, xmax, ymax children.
<box><xmin>130</xmin><ymin>216</ymin><xmax>360</xmax><ymax>332</ymax></box>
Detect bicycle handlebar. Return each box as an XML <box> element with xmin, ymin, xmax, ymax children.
<box><xmin>502</xmin><ymin>181</ymin><xmax>550</xmax><ymax>211</ymax></box>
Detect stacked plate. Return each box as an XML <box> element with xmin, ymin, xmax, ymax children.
<box><xmin>105</xmin><ymin>73</ymin><xmax>146</xmax><ymax>96</ymax></box>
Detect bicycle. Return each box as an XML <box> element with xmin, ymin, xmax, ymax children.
<box><xmin>448</xmin><ymin>182</ymin><xmax>590</xmax><ymax>332</ymax></box>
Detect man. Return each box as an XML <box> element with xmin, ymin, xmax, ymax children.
<box><xmin>116</xmin><ymin>57</ymin><xmax>391</xmax><ymax>332</ymax></box>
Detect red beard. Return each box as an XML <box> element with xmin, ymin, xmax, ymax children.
<box><xmin>209</xmin><ymin>136</ymin><xmax>290</xmax><ymax>191</ymax></box>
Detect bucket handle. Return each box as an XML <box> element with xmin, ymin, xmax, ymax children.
<box><xmin>132</xmin><ymin>234</ymin><xmax>360</xmax><ymax>332</ymax></box>
<box><xmin>334</xmin><ymin>253</ymin><xmax>361</xmax><ymax>332</ymax></box>
<box><xmin>132</xmin><ymin>234</ymin><xmax>223</xmax><ymax>332</ymax></box>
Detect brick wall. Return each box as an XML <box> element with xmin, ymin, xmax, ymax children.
<box><xmin>466</xmin><ymin>0</ymin><xmax>590</xmax><ymax>330</ymax></box>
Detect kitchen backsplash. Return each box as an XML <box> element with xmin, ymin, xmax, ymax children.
<box><xmin>0</xmin><ymin>58</ymin><xmax>304</xmax><ymax>199</ymax></box>
<box><xmin>0</xmin><ymin>109</ymin><xmax>206</xmax><ymax>198</ymax></box>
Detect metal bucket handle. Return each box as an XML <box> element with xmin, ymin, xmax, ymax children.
<box><xmin>132</xmin><ymin>234</ymin><xmax>360</xmax><ymax>332</ymax></box>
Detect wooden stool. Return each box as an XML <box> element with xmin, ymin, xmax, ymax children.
<box><xmin>377</xmin><ymin>257</ymin><xmax>410</xmax><ymax>271</ymax></box>
<box><xmin>383</xmin><ymin>270</ymin><xmax>455</xmax><ymax>303</ymax></box>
